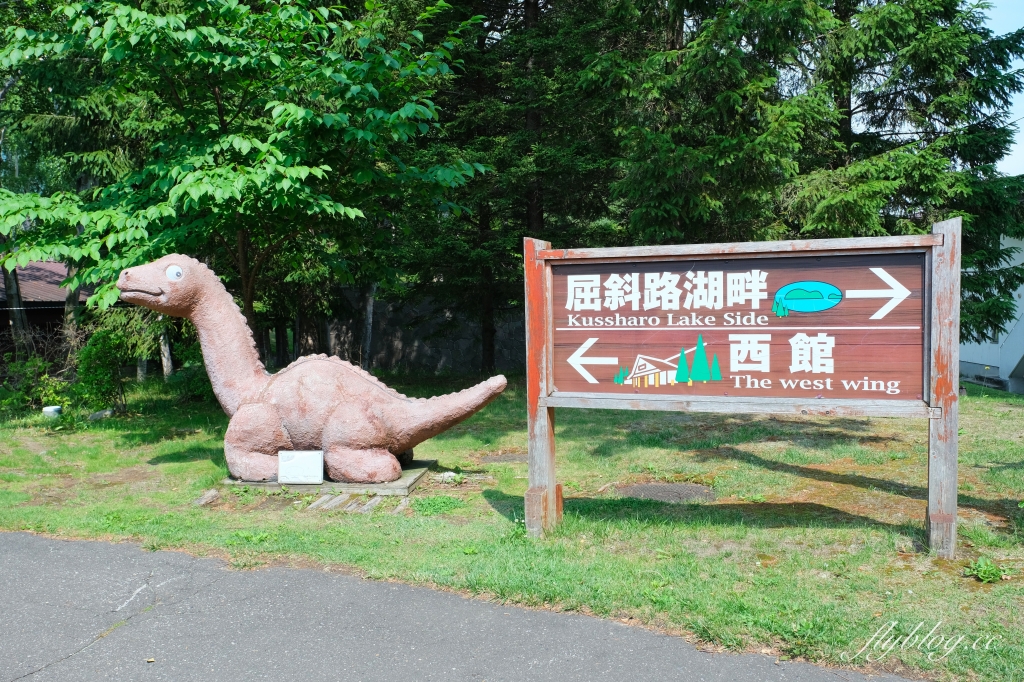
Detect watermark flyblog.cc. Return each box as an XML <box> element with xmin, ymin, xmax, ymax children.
<box><xmin>841</xmin><ymin>620</ymin><xmax>1002</xmax><ymax>662</ymax></box>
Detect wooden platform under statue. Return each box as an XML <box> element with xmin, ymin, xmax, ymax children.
<box><xmin>222</xmin><ymin>460</ymin><xmax>435</xmax><ymax>496</ymax></box>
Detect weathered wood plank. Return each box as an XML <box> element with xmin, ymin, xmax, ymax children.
<box><xmin>524</xmin><ymin>237</ymin><xmax>560</xmax><ymax>537</ymax></box>
<box><xmin>320</xmin><ymin>494</ymin><xmax>352</xmax><ymax>511</ymax></box>
<box><xmin>927</xmin><ymin>218</ymin><xmax>961</xmax><ymax>558</ymax></box>
<box><xmin>541</xmin><ymin>392</ymin><xmax>937</xmax><ymax>418</ymax></box>
<box><xmin>222</xmin><ymin>460</ymin><xmax>434</xmax><ymax>496</ymax></box>
<box><xmin>538</xmin><ymin>234</ymin><xmax>941</xmax><ymax>262</ymax></box>
<box><xmin>342</xmin><ymin>497</ymin><xmax>364</xmax><ymax>512</ymax></box>
<box><xmin>356</xmin><ymin>495</ymin><xmax>383</xmax><ymax>514</ymax></box>
<box><xmin>305</xmin><ymin>494</ymin><xmax>334</xmax><ymax>511</ymax></box>
<box><xmin>193</xmin><ymin>489</ymin><xmax>220</xmax><ymax>507</ymax></box>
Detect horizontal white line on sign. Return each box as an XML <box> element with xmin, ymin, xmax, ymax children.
<box><xmin>541</xmin><ymin>392</ymin><xmax>939</xmax><ymax>419</ymax></box>
<box><xmin>555</xmin><ymin>326</ymin><xmax>921</xmax><ymax>331</ymax></box>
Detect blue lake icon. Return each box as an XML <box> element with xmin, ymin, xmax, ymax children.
<box><xmin>772</xmin><ymin>281</ymin><xmax>843</xmax><ymax>317</ymax></box>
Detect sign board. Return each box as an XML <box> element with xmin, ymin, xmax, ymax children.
<box><xmin>523</xmin><ymin>220</ymin><xmax>961</xmax><ymax>558</ymax></box>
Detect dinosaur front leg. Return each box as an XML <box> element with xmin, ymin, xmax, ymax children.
<box><xmin>225</xmin><ymin>403</ymin><xmax>292</xmax><ymax>481</ymax></box>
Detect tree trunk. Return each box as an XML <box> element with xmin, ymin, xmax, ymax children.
<box><xmin>296</xmin><ymin>312</ymin><xmax>320</xmax><ymax>356</ymax></box>
<box><xmin>236</xmin><ymin>229</ymin><xmax>257</xmax><ymax>332</ymax></box>
<box><xmin>293</xmin><ymin>313</ymin><xmax>300</xmax><ymax>359</ymax></box>
<box><xmin>261</xmin><ymin>327</ymin><xmax>271</xmax><ymax>365</ymax></box>
<box><xmin>480</xmin><ymin>286</ymin><xmax>496</xmax><ymax>373</ymax></box>
<box><xmin>477</xmin><ymin>203</ymin><xmax>496</xmax><ymax>373</ymax></box>
<box><xmin>62</xmin><ymin>265</ymin><xmax>82</xmax><ymax>360</ymax></box>
<box><xmin>160</xmin><ymin>329</ymin><xmax>174</xmax><ymax>380</ymax></box>
<box><xmin>361</xmin><ymin>283</ymin><xmax>376</xmax><ymax>370</ymax></box>
<box><xmin>834</xmin><ymin>0</ymin><xmax>856</xmax><ymax>166</ymax></box>
<box><xmin>136</xmin><ymin>357</ymin><xmax>147</xmax><ymax>382</ymax></box>
<box><xmin>275</xmin><ymin>325</ymin><xmax>288</xmax><ymax>368</ymax></box>
<box><xmin>3</xmin><ymin>265</ymin><xmax>30</xmax><ymax>359</ymax></box>
<box><xmin>524</xmin><ymin>0</ymin><xmax>544</xmax><ymax>235</ymax></box>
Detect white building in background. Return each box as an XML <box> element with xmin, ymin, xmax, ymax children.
<box><xmin>960</xmin><ymin>237</ymin><xmax>1024</xmax><ymax>393</ymax></box>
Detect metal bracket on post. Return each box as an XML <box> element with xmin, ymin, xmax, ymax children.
<box><xmin>524</xmin><ymin>238</ymin><xmax>561</xmax><ymax>537</ymax></box>
<box><xmin>927</xmin><ymin>218</ymin><xmax>961</xmax><ymax>559</ymax></box>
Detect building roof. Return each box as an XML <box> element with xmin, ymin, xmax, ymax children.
<box><xmin>0</xmin><ymin>261</ymin><xmax>89</xmax><ymax>305</ymax></box>
<box><xmin>627</xmin><ymin>354</ymin><xmax>679</xmax><ymax>380</ymax></box>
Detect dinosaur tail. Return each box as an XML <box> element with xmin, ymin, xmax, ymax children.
<box><xmin>391</xmin><ymin>375</ymin><xmax>508</xmax><ymax>452</ymax></box>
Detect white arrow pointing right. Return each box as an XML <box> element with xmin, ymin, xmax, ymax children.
<box><xmin>846</xmin><ymin>267</ymin><xmax>911</xmax><ymax>319</ymax></box>
<box><xmin>567</xmin><ymin>337</ymin><xmax>619</xmax><ymax>384</ymax></box>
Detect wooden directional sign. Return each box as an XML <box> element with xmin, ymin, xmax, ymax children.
<box><xmin>552</xmin><ymin>253</ymin><xmax>925</xmax><ymax>400</ymax></box>
<box><xmin>523</xmin><ymin>220</ymin><xmax>961</xmax><ymax>559</ymax></box>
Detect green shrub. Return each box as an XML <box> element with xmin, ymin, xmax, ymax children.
<box><xmin>166</xmin><ymin>339</ymin><xmax>215</xmax><ymax>403</ymax></box>
<box><xmin>37</xmin><ymin>373</ymin><xmax>76</xmax><ymax>408</ymax></box>
<box><xmin>0</xmin><ymin>354</ymin><xmax>49</xmax><ymax>409</ymax></box>
<box><xmin>0</xmin><ymin>354</ymin><xmax>75</xmax><ymax>410</ymax></box>
<box><xmin>76</xmin><ymin>329</ymin><xmax>127</xmax><ymax>411</ymax></box>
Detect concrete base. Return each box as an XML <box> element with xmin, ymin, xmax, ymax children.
<box><xmin>223</xmin><ymin>460</ymin><xmax>435</xmax><ymax>496</ymax></box>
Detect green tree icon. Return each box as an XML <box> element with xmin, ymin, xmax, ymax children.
<box><xmin>711</xmin><ymin>353</ymin><xmax>722</xmax><ymax>381</ymax></box>
<box><xmin>691</xmin><ymin>334</ymin><xmax>712</xmax><ymax>382</ymax></box>
<box><xmin>613</xmin><ymin>366</ymin><xmax>628</xmax><ymax>385</ymax></box>
<box><xmin>675</xmin><ymin>348</ymin><xmax>690</xmax><ymax>384</ymax></box>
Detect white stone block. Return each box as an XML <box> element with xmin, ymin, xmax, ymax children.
<box><xmin>278</xmin><ymin>450</ymin><xmax>324</xmax><ymax>485</ymax></box>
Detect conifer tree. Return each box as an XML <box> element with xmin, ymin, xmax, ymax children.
<box><xmin>586</xmin><ymin>0</ymin><xmax>1024</xmax><ymax>342</ymax></box>
<box><xmin>691</xmin><ymin>335</ymin><xmax>712</xmax><ymax>382</ymax></box>
<box><xmin>711</xmin><ymin>354</ymin><xmax>722</xmax><ymax>381</ymax></box>
<box><xmin>675</xmin><ymin>347</ymin><xmax>690</xmax><ymax>384</ymax></box>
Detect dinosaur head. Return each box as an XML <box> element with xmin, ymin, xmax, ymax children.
<box><xmin>117</xmin><ymin>254</ymin><xmax>211</xmax><ymax>317</ymax></box>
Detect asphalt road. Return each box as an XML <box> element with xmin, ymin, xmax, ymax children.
<box><xmin>0</xmin><ymin>532</ymin><xmax>906</xmax><ymax>682</ymax></box>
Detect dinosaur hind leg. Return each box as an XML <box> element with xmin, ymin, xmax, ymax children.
<box><xmin>324</xmin><ymin>446</ymin><xmax>402</xmax><ymax>483</ymax></box>
<box><xmin>321</xmin><ymin>403</ymin><xmax>402</xmax><ymax>483</ymax></box>
<box><xmin>225</xmin><ymin>403</ymin><xmax>292</xmax><ymax>481</ymax></box>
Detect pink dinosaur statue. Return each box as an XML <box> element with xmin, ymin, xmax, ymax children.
<box><xmin>116</xmin><ymin>255</ymin><xmax>507</xmax><ymax>483</ymax></box>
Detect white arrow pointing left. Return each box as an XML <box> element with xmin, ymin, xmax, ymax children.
<box><xmin>846</xmin><ymin>268</ymin><xmax>911</xmax><ymax>319</ymax></box>
<box><xmin>567</xmin><ymin>338</ymin><xmax>618</xmax><ymax>384</ymax></box>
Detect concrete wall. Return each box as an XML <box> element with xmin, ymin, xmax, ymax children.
<box><xmin>960</xmin><ymin>237</ymin><xmax>1024</xmax><ymax>392</ymax></box>
<box><xmin>291</xmin><ymin>291</ymin><xmax>525</xmax><ymax>375</ymax></box>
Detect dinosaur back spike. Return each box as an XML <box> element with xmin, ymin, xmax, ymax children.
<box><xmin>281</xmin><ymin>354</ymin><xmax>419</xmax><ymax>401</ymax></box>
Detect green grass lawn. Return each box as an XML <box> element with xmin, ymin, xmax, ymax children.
<box><xmin>1</xmin><ymin>376</ymin><xmax>1022</xmax><ymax>681</ymax></box>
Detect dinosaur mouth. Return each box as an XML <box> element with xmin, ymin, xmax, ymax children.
<box><xmin>119</xmin><ymin>286</ymin><xmax>164</xmax><ymax>302</ymax></box>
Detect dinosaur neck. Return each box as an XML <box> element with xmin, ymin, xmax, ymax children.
<box><xmin>189</xmin><ymin>285</ymin><xmax>269</xmax><ymax>416</ymax></box>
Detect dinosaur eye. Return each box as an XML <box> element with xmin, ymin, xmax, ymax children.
<box><xmin>165</xmin><ymin>265</ymin><xmax>184</xmax><ymax>281</ymax></box>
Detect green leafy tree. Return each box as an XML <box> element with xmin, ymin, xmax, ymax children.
<box><xmin>0</xmin><ymin>0</ymin><xmax>482</xmax><ymax>331</ymax></box>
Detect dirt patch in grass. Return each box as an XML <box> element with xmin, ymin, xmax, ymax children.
<box><xmin>479</xmin><ymin>447</ymin><xmax>528</xmax><ymax>463</ymax></box>
<box><xmin>617</xmin><ymin>482</ymin><xmax>716</xmax><ymax>503</ymax></box>
<box><xmin>88</xmin><ymin>466</ymin><xmax>159</xmax><ymax>489</ymax></box>
<box><xmin>22</xmin><ymin>476</ymin><xmax>79</xmax><ymax>507</ymax></box>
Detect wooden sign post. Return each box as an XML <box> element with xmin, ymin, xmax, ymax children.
<box><xmin>524</xmin><ymin>219</ymin><xmax>961</xmax><ymax>558</ymax></box>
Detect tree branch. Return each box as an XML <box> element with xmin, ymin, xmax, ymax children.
<box><xmin>213</xmin><ymin>84</ymin><xmax>228</xmax><ymax>134</ymax></box>
<box><xmin>0</xmin><ymin>71</ymin><xmax>20</xmax><ymax>106</ymax></box>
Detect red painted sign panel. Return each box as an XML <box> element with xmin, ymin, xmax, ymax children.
<box><xmin>551</xmin><ymin>253</ymin><xmax>925</xmax><ymax>399</ymax></box>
